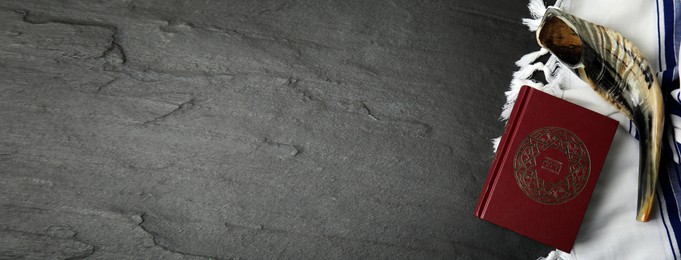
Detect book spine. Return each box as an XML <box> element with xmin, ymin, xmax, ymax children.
<box><xmin>474</xmin><ymin>86</ymin><xmax>532</xmax><ymax>218</ymax></box>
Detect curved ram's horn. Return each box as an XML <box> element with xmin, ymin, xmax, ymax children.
<box><xmin>536</xmin><ymin>7</ymin><xmax>664</xmax><ymax>222</ymax></box>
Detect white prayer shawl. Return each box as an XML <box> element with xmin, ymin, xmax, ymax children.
<box><xmin>501</xmin><ymin>0</ymin><xmax>681</xmax><ymax>259</ymax></box>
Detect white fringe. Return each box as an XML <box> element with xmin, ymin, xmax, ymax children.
<box><xmin>513</xmin><ymin>62</ymin><xmax>546</xmax><ymax>79</ymax></box>
<box><xmin>528</xmin><ymin>0</ymin><xmax>547</xmax><ymax>19</ymax></box>
<box><xmin>537</xmin><ymin>250</ymin><xmax>560</xmax><ymax>260</ymax></box>
<box><xmin>492</xmin><ymin>137</ymin><xmax>501</xmax><ymax>152</ymax></box>
<box><xmin>493</xmin><ymin>0</ymin><xmax>571</xmax><ymax>154</ymax></box>
<box><xmin>537</xmin><ymin>250</ymin><xmax>574</xmax><ymax>260</ymax></box>
<box><xmin>522</xmin><ymin>18</ymin><xmax>543</xmax><ymax>32</ymax></box>
<box><xmin>500</xmin><ymin>78</ymin><xmax>544</xmax><ymax>121</ymax></box>
<box><xmin>523</xmin><ymin>0</ymin><xmax>547</xmax><ymax>31</ymax></box>
<box><xmin>516</xmin><ymin>48</ymin><xmax>549</xmax><ymax>67</ymax></box>
<box><xmin>522</xmin><ymin>0</ymin><xmax>570</xmax><ymax>31</ymax></box>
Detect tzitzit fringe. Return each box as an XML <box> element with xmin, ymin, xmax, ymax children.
<box><xmin>492</xmin><ymin>0</ymin><xmax>571</xmax><ymax>152</ymax></box>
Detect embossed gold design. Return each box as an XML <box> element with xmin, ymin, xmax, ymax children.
<box><xmin>513</xmin><ymin>126</ymin><xmax>591</xmax><ymax>205</ymax></box>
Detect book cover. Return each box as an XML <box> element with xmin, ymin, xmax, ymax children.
<box><xmin>474</xmin><ymin>86</ymin><xmax>618</xmax><ymax>252</ymax></box>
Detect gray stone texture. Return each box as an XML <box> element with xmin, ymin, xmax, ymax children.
<box><xmin>0</xmin><ymin>0</ymin><xmax>549</xmax><ymax>259</ymax></box>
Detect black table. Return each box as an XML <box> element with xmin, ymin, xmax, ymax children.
<box><xmin>1</xmin><ymin>0</ymin><xmax>550</xmax><ymax>258</ymax></box>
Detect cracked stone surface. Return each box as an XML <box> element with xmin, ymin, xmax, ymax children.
<box><xmin>0</xmin><ymin>0</ymin><xmax>550</xmax><ymax>259</ymax></box>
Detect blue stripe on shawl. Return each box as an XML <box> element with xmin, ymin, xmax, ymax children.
<box><xmin>659</xmin><ymin>0</ymin><xmax>681</xmax><ymax>256</ymax></box>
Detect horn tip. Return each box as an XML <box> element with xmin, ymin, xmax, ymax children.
<box><xmin>636</xmin><ymin>204</ymin><xmax>652</xmax><ymax>222</ymax></box>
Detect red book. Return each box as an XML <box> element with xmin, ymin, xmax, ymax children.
<box><xmin>475</xmin><ymin>86</ymin><xmax>617</xmax><ymax>252</ymax></box>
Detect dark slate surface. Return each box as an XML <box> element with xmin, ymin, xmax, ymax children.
<box><xmin>0</xmin><ymin>0</ymin><xmax>550</xmax><ymax>259</ymax></box>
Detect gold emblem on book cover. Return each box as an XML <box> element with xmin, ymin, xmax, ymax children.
<box><xmin>513</xmin><ymin>126</ymin><xmax>591</xmax><ymax>205</ymax></box>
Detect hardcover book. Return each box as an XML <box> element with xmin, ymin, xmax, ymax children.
<box><xmin>474</xmin><ymin>86</ymin><xmax>618</xmax><ymax>251</ymax></box>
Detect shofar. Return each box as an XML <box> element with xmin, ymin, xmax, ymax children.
<box><xmin>536</xmin><ymin>7</ymin><xmax>664</xmax><ymax>222</ymax></box>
